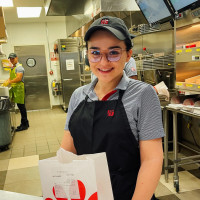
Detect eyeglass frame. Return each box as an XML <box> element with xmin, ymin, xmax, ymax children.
<box><xmin>87</xmin><ymin>47</ymin><xmax>128</xmax><ymax>63</ymax></box>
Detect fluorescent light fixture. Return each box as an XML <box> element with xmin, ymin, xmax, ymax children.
<box><xmin>0</xmin><ymin>0</ymin><xmax>13</xmax><ymax>7</ymax></box>
<box><xmin>192</xmin><ymin>24</ymin><xmax>200</xmax><ymax>27</ymax></box>
<box><xmin>17</xmin><ymin>7</ymin><xmax>42</xmax><ymax>18</ymax></box>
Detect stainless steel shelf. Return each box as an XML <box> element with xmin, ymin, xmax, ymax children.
<box><xmin>176</xmin><ymin>82</ymin><xmax>200</xmax><ymax>95</ymax></box>
<box><xmin>177</xmin><ymin>89</ymin><xmax>200</xmax><ymax>95</ymax></box>
<box><xmin>176</xmin><ymin>47</ymin><xmax>200</xmax><ymax>63</ymax></box>
<box><xmin>166</xmin><ymin>106</ymin><xmax>200</xmax><ymax>119</ymax></box>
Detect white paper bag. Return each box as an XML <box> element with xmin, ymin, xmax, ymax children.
<box><xmin>39</xmin><ymin>150</ymin><xmax>113</xmax><ymax>200</ymax></box>
<box><xmin>154</xmin><ymin>81</ymin><xmax>170</xmax><ymax>101</ymax></box>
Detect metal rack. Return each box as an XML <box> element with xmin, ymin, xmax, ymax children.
<box><xmin>135</xmin><ymin>53</ymin><xmax>175</xmax><ymax>90</ymax></box>
<box><xmin>78</xmin><ymin>38</ymin><xmax>91</xmax><ymax>86</ymax></box>
<box><xmin>79</xmin><ymin>62</ymin><xmax>91</xmax><ymax>86</ymax></box>
<box><xmin>163</xmin><ymin>106</ymin><xmax>200</xmax><ymax>192</ymax></box>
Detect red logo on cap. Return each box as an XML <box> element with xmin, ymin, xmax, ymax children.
<box><xmin>101</xmin><ymin>19</ymin><xmax>109</xmax><ymax>24</ymax></box>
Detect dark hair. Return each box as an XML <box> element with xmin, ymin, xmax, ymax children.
<box><xmin>124</xmin><ymin>38</ymin><xmax>133</xmax><ymax>51</ymax></box>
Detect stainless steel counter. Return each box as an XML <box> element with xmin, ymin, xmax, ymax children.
<box><xmin>0</xmin><ymin>190</ymin><xmax>43</xmax><ymax>200</ymax></box>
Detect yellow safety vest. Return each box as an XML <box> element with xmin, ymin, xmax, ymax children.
<box><xmin>9</xmin><ymin>63</ymin><xmax>25</xmax><ymax>104</ymax></box>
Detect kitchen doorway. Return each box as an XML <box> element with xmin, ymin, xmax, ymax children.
<box><xmin>14</xmin><ymin>45</ymin><xmax>50</xmax><ymax>110</ymax></box>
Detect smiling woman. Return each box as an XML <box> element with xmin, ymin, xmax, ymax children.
<box><xmin>60</xmin><ymin>16</ymin><xmax>164</xmax><ymax>200</ymax></box>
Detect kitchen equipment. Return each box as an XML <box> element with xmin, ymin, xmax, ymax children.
<box><xmin>0</xmin><ymin>86</ymin><xmax>9</xmax><ymax>96</ymax></box>
<box><xmin>0</xmin><ymin>96</ymin><xmax>12</xmax><ymax>151</ymax></box>
<box><xmin>56</xmin><ymin>39</ymin><xmax>80</xmax><ymax>111</ymax></box>
<box><xmin>142</xmin><ymin>68</ymin><xmax>175</xmax><ymax>89</ymax></box>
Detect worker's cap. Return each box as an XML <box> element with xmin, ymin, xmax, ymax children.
<box><xmin>8</xmin><ymin>53</ymin><xmax>17</xmax><ymax>59</ymax></box>
<box><xmin>84</xmin><ymin>16</ymin><xmax>132</xmax><ymax>42</ymax></box>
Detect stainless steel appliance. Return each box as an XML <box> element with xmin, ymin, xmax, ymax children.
<box><xmin>135</xmin><ymin>53</ymin><xmax>175</xmax><ymax>90</ymax></box>
<box><xmin>56</xmin><ymin>39</ymin><xmax>80</xmax><ymax>111</ymax></box>
<box><xmin>0</xmin><ymin>87</ymin><xmax>13</xmax><ymax>151</ymax></box>
<box><xmin>14</xmin><ymin>45</ymin><xmax>50</xmax><ymax>110</ymax></box>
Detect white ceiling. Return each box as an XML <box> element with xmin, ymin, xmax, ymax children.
<box><xmin>3</xmin><ymin>0</ymin><xmax>66</xmax><ymax>24</ymax></box>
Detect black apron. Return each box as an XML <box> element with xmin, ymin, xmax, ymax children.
<box><xmin>69</xmin><ymin>90</ymin><xmax>157</xmax><ymax>200</ymax></box>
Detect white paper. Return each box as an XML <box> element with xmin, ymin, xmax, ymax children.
<box><xmin>39</xmin><ymin>150</ymin><xmax>114</xmax><ymax>200</ymax></box>
<box><xmin>66</xmin><ymin>59</ymin><xmax>74</xmax><ymax>70</ymax></box>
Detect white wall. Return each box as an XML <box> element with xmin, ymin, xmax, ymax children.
<box><xmin>1</xmin><ymin>21</ymin><xmax>67</xmax><ymax>107</ymax></box>
<box><xmin>0</xmin><ymin>54</ymin><xmax>9</xmax><ymax>81</ymax></box>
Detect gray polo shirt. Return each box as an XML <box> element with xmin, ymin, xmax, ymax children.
<box><xmin>124</xmin><ymin>57</ymin><xmax>137</xmax><ymax>77</ymax></box>
<box><xmin>65</xmin><ymin>72</ymin><xmax>165</xmax><ymax>143</ymax></box>
<box><xmin>15</xmin><ymin>63</ymin><xmax>25</xmax><ymax>82</ymax></box>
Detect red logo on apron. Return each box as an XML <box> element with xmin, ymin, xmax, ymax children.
<box><xmin>101</xmin><ymin>19</ymin><xmax>109</xmax><ymax>24</ymax></box>
<box><xmin>107</xmin><ymin>110</ymin><xmax>114</xmax><ymax>117</ymax></box>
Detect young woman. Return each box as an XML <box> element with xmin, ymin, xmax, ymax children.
<box><xmin>60</xmin><ymin>16</ymin><xmax>164</xmax><ymax>200</ymax></box>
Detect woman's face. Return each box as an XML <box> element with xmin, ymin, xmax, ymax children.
<box><xmin>87</xmin><ymin>30</ymin><xmax>132</xmax><ymax>83</ymax></box>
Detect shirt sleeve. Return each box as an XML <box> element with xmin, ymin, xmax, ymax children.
<box><xmin>124</xmin><ymin>57</ymin><xmax>137</xmax><ymax>77</ymax></box>
<box><xmin>137</xmin><ymin>85</ymin><xmax>165</xmax><ymax>141</ymax></box>
<box><xmin>64</xmin><ymin>89</ymin><xmax>79</xmax><ymax>131</ymax></box>
<box><xmin>15</xmin><ymin>66</ymin><xmax>24</xmax><ymax>73</ymax></box>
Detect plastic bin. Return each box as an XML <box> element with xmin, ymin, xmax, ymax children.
<box><xmin>0</xmin><ymin>96</ymin><xmax>12</xmax><ymax>151</ymax></box>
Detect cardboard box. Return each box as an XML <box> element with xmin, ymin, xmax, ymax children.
<box><xmin>0</xmin><ymin>7</ymin><xmax>7</xmax><ymax>39</ymax></box>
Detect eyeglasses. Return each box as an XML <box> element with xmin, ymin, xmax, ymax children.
<box><xmin>87</xmin><ymin>48</ymin><xmax>127</xmax><ymax>63</ymax></box>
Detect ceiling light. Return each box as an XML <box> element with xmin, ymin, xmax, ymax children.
<box><xmin>0</xmin><ymin>0</ymin><xmax>13</xmax><ymax>7</ymax></box>
<box><xmin>17</xmin><ymin>7</ymin><xmax>42</xmax><ymax>18</ymax></box>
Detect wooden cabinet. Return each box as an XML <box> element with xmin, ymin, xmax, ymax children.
<box><xmin>0</xmin><ymin>7</ymin><xmax>7</xmax><ymax>43</ymax></box>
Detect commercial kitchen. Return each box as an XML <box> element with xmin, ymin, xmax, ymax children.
<box><xmin>0</xmin><ymin>0</ymin><xmax>200</xmax><ymax>199</ymax></box>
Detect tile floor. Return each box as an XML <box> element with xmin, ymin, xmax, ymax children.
<box><xmin>0</xmin><ymin>107</ymin><xmax>200</xmax><ymax>199</ymax></box>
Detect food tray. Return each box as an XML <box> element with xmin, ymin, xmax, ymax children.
<box><xmin>193</xmin><ymin>107</ymin><xmax>200</xmax><ymax>115</ymax></box>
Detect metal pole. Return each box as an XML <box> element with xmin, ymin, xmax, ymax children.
<box><xmin>163</xmin><ymin>108</ymin><xmax>169</xmax><ymax>182</ymax></box>
<box><xmin>178</xmin><ymin>142</ymin><xmax>200</xmax><ymax>154</ymax></box>
<box><xmin>177</xmin><ymin>154</ymin><xmax>200</xmax><ymax>161</ymax></box>
<box><xmin>173</xmin><ymin>111</ymin><xmax>179</xmax><ymax>190</ymax></box>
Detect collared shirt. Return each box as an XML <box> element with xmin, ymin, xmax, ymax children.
<box><xmin>65</xmin><ymin>72</ymin><xmax>165</xmax><ymax>142</ymax></box>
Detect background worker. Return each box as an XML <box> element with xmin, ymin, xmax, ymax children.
<box><xmin>3</xmin><ymin>53</ymin><xmax>29</xmax><ymax>131</ymax></box>
<box><xmin>60</xmin><ymin>16</ymin><xmax>164</xmax><ymax>200</ymax></box>
<box><xmin>124</xmin><ymin>56</ymin><xmax>138</xmax><ymax>80</ymax></box>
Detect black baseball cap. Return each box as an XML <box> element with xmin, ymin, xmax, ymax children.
<box><xmin>84</xmin><ymin>16</ymin><xmax>132</xmax><ymax>42</ymax></box>
<box><xmin>8</xmin><ymin>53</ymin><xmax>17</xmax><ymax>59</ymax></box>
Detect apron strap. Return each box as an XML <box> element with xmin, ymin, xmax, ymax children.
<box><xmin>118</xmin><ymin>90</ymin><xmax>125</xmax><ymax>101</ymax></box>
<box><xmin>85</xmin><ymin>89</ymin><xmax>125</xmax><ymax>102</ymax></box>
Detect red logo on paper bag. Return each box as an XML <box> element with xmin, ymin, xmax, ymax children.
<box><xmin>107</xmin><ymin>110</ymin><xmax>114</xmax><ymax>117</ymax></box>
<box><xmin>45</xmin><ymin>180</ymin><xmax>98</xmax><ymax>200</ymax></box>
<box><xmin>101</xmin><ymin>19</ymin><xmax>109</xmax><ymax>24</ymax></box>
